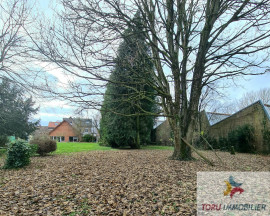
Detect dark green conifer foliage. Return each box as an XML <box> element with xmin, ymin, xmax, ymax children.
<box><xmin>0</xmin><ymin>78</ymin><xmax>39</xmax><ymax>139</ymax></box>
<box><xmin>100</xmin><ymin>12</ymin><xmax>156</xmax><ymax>149</ymax></box>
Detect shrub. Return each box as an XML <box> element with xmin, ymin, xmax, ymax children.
<box><xmin>193</xmin><ymin>135</ymin><xmax>207</xmax><ymax>149</ymax></box>
<box><xmin>203</xmin><ymin>135</ymin><xmax>219</xmax><ymax>149</ymax></box>
<box><xmin>218</xmin><ymin>137</ymin><xmax>229</xmax><ymax>151</ymax></box>
<box><xmin>82</xmin><ymin>134</ymin><xmax>96</xmax><ymax>142</ymax></box>
<box><xmin>230</xmin><ymin>146</ymin><xmax>235</xmax><ymax>155</ymax></box>
<box><xmin>196</xmin><ymin>124</ymin><xmax>255</xmax><ymax>153</ymax></box>
<box><xmin>0</xmin><ymin>135</ymin><xmax>9</xmax><ymax>148</ymax></box>
<box><xmin>99</xmin><ymin>141</ymin><xmax>110</xmax><ymax>147</ymax></box>
<box><xmin>228</xmin><ymin>124</ymin><xmax>255</xmax><ymax>153</ymax></box>
<box><xmin>227</xmin><ymin>130</ymin><xmax>238</xmax><ymax>148</ymax></box>
<box><xmin>29</xmin><ymin>144</ymin><xmax>38</xmax><ymax>156</ymax></box>
<box><xmin>30</xmin><ymin>136</ymin><xmax>57</xmax><ymax>156</ymax></box>
<box><xmin>3</xmin><ymin>140</ymin><xmax>31</xmax><ymax>169</ymax></box>
<box><xmin>194</xmin><ymin>134</ymin><xmax>219</xmax><ymax>150</ymax></box>
<box><xmin>263</xmin><ymin>129</ymin><xmax>270</xmax><ymax>154</ymax></box>
<box><xmin>0</xmin><ymin>149</ymin><xmax>7</xmax><ymax>157</ymax></box>
<box><xmin>209</xmin><ymin>137</ymin><xmax>219</xmax><ymax>149</ymax></box>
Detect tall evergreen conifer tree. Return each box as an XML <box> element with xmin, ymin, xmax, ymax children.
<box><xmin>100</xmin><ymin>12</ymin><xmax>156</xmax><ymax>149</ymax></box>
<box><xmin>0</xmin><ymin>78</ymin><xmax>39</xmax><ymax>139</ymax></box>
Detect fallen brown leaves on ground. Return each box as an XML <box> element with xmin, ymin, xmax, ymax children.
<box><xmin>0</xmin><ymin>150</ymin><xmax>269</xmax><ymax>215</ymax></box>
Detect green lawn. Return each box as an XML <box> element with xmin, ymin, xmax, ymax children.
<box><xmin>54</xmin><ymin>142</ymin><xmax>112</xmax><ymax>154</ymax></box>
<box><xmin>142</xmin><ymin>145</ymin><xmax>173</xmax><ymax>150</ymax></box>
<box><xmin>0</xmin><ymin>149</ymin><xmax>6</xmax><ymax>157</ymax></box>
<box><xmin>0</xmin><ymin>142</ymin><xmax>173</xmax><ymax>157</ymax></box>
<box><xmin>54</xmin><ymin>142</ymin><xmax>173</xmax><ymax>154</ymax></box>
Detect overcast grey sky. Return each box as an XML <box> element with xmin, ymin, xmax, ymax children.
<box><xmin>226</xmin><ymin>73</ymin><xmax>270</xmax><ymax>99</ymax></box>
<box><xmin>33</xmin><ymin>0</ymin><xmax>270</xmax><ymax>126</ymax></box>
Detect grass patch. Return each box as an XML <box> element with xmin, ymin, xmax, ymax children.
<box><xmin>53</xmin><ymin>142</ymin><xmax>112</xmax><ymax>154</ymax></box>
<box><xmin>53</xmin><ymin>143</ymin><xmax>173</xmax><ymax>154</ymax></box>
<box><xmin>1</xmin><ymin>143</ymin><xmax>173</xmax><ymax>157</ymax></box>
<box><xmin>0</xmin><ymin>148</ymin><xmax>6</xmax><ymax>158</ymax></box>
<box><xmin>142</xmin><ymin>145</ymin><xmax>173</xmax><ymax>150</ymax></box>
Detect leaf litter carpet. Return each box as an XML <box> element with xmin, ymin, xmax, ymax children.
<box><xmin>0</xmin><ymin>150</ymin><xmax>269</xmax><ymax>215</ymax></box>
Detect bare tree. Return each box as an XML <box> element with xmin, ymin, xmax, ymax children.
<box><xmin>34</xmin><ymin>0</ymin><xmax>270</xmax><ymax>160</ymax></box>
<box><xmin>0</xmin><ymin>0</ymin><xmax>37</xmax><ymax>89</ymax></box>
<box><xmin>236</xmin><ymin>88</ymin><xmax>270</xmax><ymax>109</ymax></box>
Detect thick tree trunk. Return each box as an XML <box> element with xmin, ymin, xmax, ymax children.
<box><xmin>170</xmin><ymin>117</ymin><xmax>192</xmax><ymax>160</ymax></box>
<box><xmin>170</xmin><ymin>0</ymin><xmax>221</xmax><ymax>159</ymax></box>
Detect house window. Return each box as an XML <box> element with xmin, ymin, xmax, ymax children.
<box><xmin>84</xmin><ymin>128</ymin><xmax>88</xmax><ymax>132</ymax></box>
<box><xmin>53</xmin><ymin>136</ymin><xmax>65</xmax><ymax>142</ymax></box>
<box><xmin>69</xmin><ymin>136</ymin><xmax>78</xmax><ymax>142</ymax></box>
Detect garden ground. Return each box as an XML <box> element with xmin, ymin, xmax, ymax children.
<box><xmin>0</xmin><ymin>147</ymin><xmax>269</xmax><ymax>215</ymax></box>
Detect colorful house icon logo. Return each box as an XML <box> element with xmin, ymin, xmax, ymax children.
<box><xmin>224</xmin><ymin>176</ymin><xmax>244</xmax><ymax>198</ymax></box>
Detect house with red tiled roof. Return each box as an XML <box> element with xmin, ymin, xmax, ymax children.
<box><xmin>49</xmin><ymin>120</ymin><xmax>80</xmax><ymax>142</ymax></box>
<box><xmin>48</xmin><ymin>117</ymin><xmax>96</xmax><ymax>142</ymax></box>
<box><xmin>48</xmin><ymin>121</ymin><xmax>61</xmax><ymax>130</ymax></box>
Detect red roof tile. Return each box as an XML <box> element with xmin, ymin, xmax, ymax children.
<box><xmin>48</xmin><ymin>121</ymin><xmax>61</xmax><ymax>128</ymax></box>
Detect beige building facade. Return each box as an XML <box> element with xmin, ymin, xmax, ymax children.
<box><xmin>209</xmin><ymin>101</ymin><xmax>270</xmax><ymax>153</ymax></box>
<box><xmin>154</xmin><ymin>100</ymin><xmax>270</xmax><ymax>153</ymax></box>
